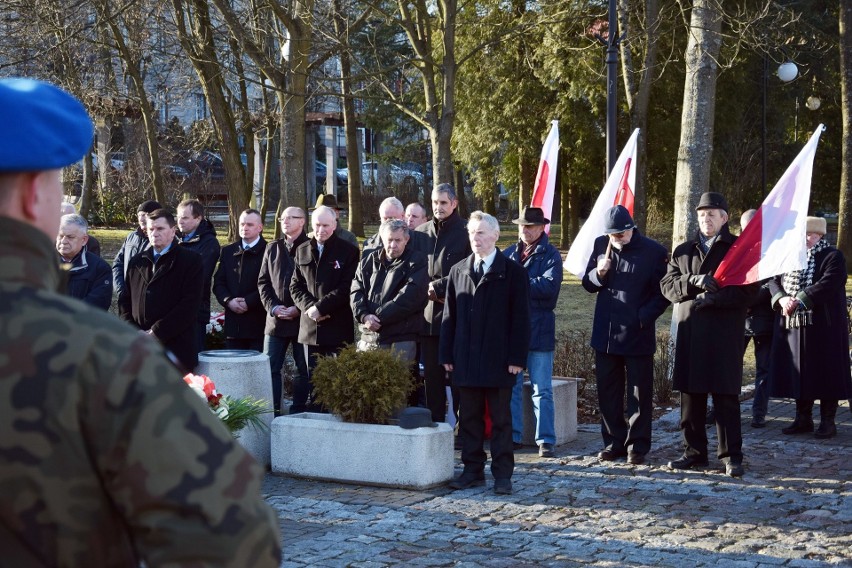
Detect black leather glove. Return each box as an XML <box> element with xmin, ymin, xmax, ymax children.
<box><xmin>689</xmin><ymin>274</ymin><xmax>720</xmax><ymax>293</ymax></box>
<box><xmin>693</xmin><ymin>292</ymin><xmax>716</xmax><ymax>310</ymax></box>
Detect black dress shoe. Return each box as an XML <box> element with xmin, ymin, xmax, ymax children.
<box><xmin>538</xmin><ymin>443</ymin><xmax>555</xmax><ymax>457</ymax></box>
<box><xmin>597</xmin><ymin>448</ymin><xmax>627</xmax><ymax>461</ymax></box>
<box><xmin>814</xmin><ymin>422</ymin><xmax>837</xmax><ymax>439</ymax></box>
<box><xmin>782</xmin><ymin>419</ymin><xmax>814</xmax><ymax>435</ymax></box>
<box><xmin>751</xmin><ymin>415</ymin><xmax>766</xmax><ymax>428</ymax></box>
<box><xmin>493</xmin><ymin>478</ymin><xmax>513</xmax><ymax>495</ymax></box>
<box><xmin>448</xmin><ymin>471</ymin><xmax>485</xmax><ymax>490</ymax></box>
<box><xmin>725</xmin><ymin>461</ymin><xmax>745</xmax><ymax>477</ymax></box>
<box><xmin>667</xmin><ymin>455</ymin><xmax>709</xmax><ymax>470</ymax></box>
<box><xmin>627</xmin><ymin>451</ymin><xmax>646</xmax><ymax>465</ymax></box>
<box><xmin>513</xmin><ymin>442</ymin><xmax>524</xmax><ymax>450</ymax></box>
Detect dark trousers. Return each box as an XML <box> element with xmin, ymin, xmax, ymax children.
<box><xmin>264</xmin><ymin>334</ymin><xmax>308</xmax><ymax>414</ymax></box>
<box><xmin>458</xmin><ymin>386</ymin><xmax>514</xmax><ymax>480</ymax></box>
<box><xmin>681</xmin><ymin>391</ymin><xmax>742</xmax><ymax>463</ymax></box>
<box><xmin>421</xmin><ymin>335</ymin><xmax>458</xmax><ymax>423</ymax></box>
<box><xmin>596</xmin><ymin>351</ymin><xmax>653</xmax><ymax>455</ymax></box>
<box><xmin>225</xmin><ymin>337</ymin><xmax>264</xmax><ymax>352</ymax></box>
<box><xmin>290</xmin><ymin>344</ymin><xmax>339</xmax><ymax>414</ymax></box>
<box><xmin>744</xmin><ymin>334</ymin><xmax>771</xmax><ymax>418</ymax></box>
<box><xmin>196</xmin><ymin>322</ymin><xmax>207</xmax><ymax>355</ymax></box>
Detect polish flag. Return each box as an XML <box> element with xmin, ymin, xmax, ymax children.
<box><xmin>715</xmin><ymin>124</ymin><xmax>824</xmax><ymax>286</ymax></box>
<box><xmin>563</xmin><ymin>128</ymin><xmax>640</xmax><ymax>277</ymax></box>
<box><xmin>531</xmin><ymin>120</ymin><xmax>559</xmax><ymax>233</ymax></box>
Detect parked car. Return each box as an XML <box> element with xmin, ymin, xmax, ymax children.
<box><xmin>337</xmin><ymin>161</ymin><xmax>423</xmax><ymax>189</ymax></box>
<box><xmin>184</xmin><ymin>150</ymin><xmax>225</xmax><ymax>180</ymax></box>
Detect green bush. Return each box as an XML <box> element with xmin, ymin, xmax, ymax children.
<box><xmin>311</xmin><ymin>346</ymin><xmax>413</xmax><ymax>424</ymax></box>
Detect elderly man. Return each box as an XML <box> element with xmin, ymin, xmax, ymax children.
<box><xmin>418</xmin><ymin>183</ymin><xmax>472</xmax><ymax>423</ymax></box>
<box><xmin>259</xmin><ymin>206</ymin><xmax>309</xmax><ymax>414</ymax></box>
<box><xmin>352</xmin><ymin>219</ymin><xmax>428</xmax><ymax>360</ymax></box>
<box><xmin>661</xmin><ymin>192</ymin><xmax>758</xmax><ymax>477</ymax></box>
<box><xmin>0</xmin><ymin>78</ymin><xmax>279</xmax><ymax>566</ymax></box>
<box><xmin>582</xmin><ymin>205</ymin><xmax>669</xmax><ymax>465</ymax></box>
<box><xmin>112</xmin><ymin>199</ymin><xmax>161</xmax><ymax>297</ymax></box>
<box><xmin>56</xmin><ymin>213</ymin><xmax>112</xmax><ymax>310</ymax></box>
<box><xmin>177</xmin><ymin>198</ymin><xmax>220</xmax><ymax>353</ymax></box>
<box><xmin>60</xmin><ymin>201</ymin><xmax>101</xmax><ymax>256</ymax></box>
<box><xmin>119</xmin><ymin>209</ymin><xmax>204</xmax><ymax>372</ymax></box>
<box><xmin>290</xmin><ymin>205</ymin><xmax>359</xmax><ymax>413</ymax></box>
<box><xmin>213</xmin><ymin>209</ymin><xmax>267</xmax><ymax>351</ymax></box>
<box><xmin>504</xmin><ymin>206</ymin><xmax>563</xmax><ymax>458</ymax></box>
<box><xmin>363</xmin><ymin>196</ymin><xmax>429</xmax><ymax>259</ymax></box>
<box><xmin>405</xmin><ymin>202</ymin><xmax>429</xmax><ymax>230</ymax></box>
<box><xmin>441</xmin><ymin>211</ymin><xmax>530</xmax><ymax>495</ymax></box>
<box><xmin>309</xmin><ymin>194</ymin><xmax>358</xmax><ymax>247</ymax></box>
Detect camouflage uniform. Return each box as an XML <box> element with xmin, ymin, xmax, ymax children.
<box><xmin>0</xmin><ymin>217</ymin><xmax>281</xmax><ymax>566</ymax></box>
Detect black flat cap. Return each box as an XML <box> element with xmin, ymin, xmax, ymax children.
<box><xmin>696</xmin><ymin>192</ymin><xmax>728</xmax><ymax>213</ymax></box>
<box><xmin>603</xmin><ymin>205</ymin><xmax>636</xmax><ymax>234</ymax></box>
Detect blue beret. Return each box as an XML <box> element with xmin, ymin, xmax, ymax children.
<box><xmin>0</xmin><ymin>78</ymin><xmax>93</xmax><ymax>172</ymax></box>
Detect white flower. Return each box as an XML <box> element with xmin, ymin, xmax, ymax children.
<box><xmin>214</xmin><ymin>399</ymin><xmax>229</xmax><ymax>420</ymax></box>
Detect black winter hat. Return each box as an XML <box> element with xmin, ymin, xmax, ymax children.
<box><xmin>137</xmin><ymin>200</ymin><xmax>162</xmax><ymax>214</ymax></box>
<box><xmin>603</xmin><ymin>205</ymin><xmax>636</xmax><ymax>234</ymax></box>
<box><xmin>695</xmin><ymin>192</ymin><xmax>728</xmax><ymax>213</ymax></box>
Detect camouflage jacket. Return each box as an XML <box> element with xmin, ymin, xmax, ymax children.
<box><xmin>0</xmin><ymin>217</ymin><xmax>281</xmax><ymax>567</ymax></box>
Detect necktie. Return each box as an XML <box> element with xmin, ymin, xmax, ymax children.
<box><xmin>244</xmin><ymin>244</ymin><xmax>250</xmax><ymax>251</ymax></box>
<box><xmin>474</xmin><ymin>261</ymin><xmax>484</xmax><ymax>284</ymax></box>
<box><xmin>153</xmin><ymin>252</ymin><xmax>160</xmax><ymax>263</ymax></box>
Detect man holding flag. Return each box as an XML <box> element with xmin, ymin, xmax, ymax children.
<box><xmin>660</xmin><ymin>192</ymin><xmax>758</xmax><ymax>478</ymax></box>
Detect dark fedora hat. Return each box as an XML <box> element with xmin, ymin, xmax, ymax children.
<box><xmin>695</xmin><ymin>192</ymin><xmax>728</xmax><ymax>213</ymax></box>
<box><xmin>513</xmin><ymin>206</ymin><xmax>550</xmax><ymax>226</ymax></box>
<box><xmin>311</xmin><ymin>193</ymin><xmax>341</xmax><ymax>210</ymax></box>
<box><xmin>603</xmin><ymin>205</ymin><xmax>636</xmax><ymax>234</ymax></box>
<box><xmin>398</xmin><ymin>407</ymin><xmax>437</xmax><ymax>429</ymax></box>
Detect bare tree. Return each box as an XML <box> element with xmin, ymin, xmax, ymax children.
<box><xmin>672</xmin><ymin>0</ymin><xmax>723</xmax><ymax>244</ymax></box>
<box><xmin>839</xmin><ymin>0</ymin><xmax>852</xmax><ymax>267</ymax></box>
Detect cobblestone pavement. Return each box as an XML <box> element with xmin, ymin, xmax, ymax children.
<box><xmin>265</xmin><ymin>399</ymin><xmax>852</xmax><ymax>567</ymax></box>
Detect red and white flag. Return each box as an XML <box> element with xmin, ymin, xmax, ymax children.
<box><xmin>563</xmin><ymin>128</ymin><xmax>640</xmax><ymax>277</ymax></box>
<box><xmin>715</xmin><ymin>124</ymin><xmax>824</xmax><ymax>287</ymax></box>
<box><xmin>530</xmin><ymin>120</ymin><xmax>559</xmax><ymax>233</ymax></box>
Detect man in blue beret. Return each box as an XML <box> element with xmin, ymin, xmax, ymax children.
<box><xmin>0</xmin><ymin>79</ymin><xmax>280</xmax><ymax>566</ymax></box>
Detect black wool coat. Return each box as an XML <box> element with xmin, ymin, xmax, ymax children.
<box><xmin>439</xmin><ymin>251</ymin><xmax>531</xmax><ymax>389</ymax></box>
<box><xmin>290</xmin><ymin>233</ymin><xmax>359</xmax><ymax>347</ymax></box>
<box><xmin>581</xmin><ymin>230</ymin><xmax>669</xmax><ymax>356</ymax></box>
<box><xmin>213</xmin><ymin>238</ymin><xmax>267</xmax><ymax>340</ymax></box>
<box><xmin>350</xmin><ymin>247</ymin><xmax>429</xmax><ymax>344</ymax></box>
<box><xmin>660</xmin><ymin>225</ymin><xmax>758</xmax><ymax>395</ymax></box>
<box><xmin>118</xmin><ymin>239</ymin><xmax>203</xmax><ymax>371</ymax></box>
<box><xmin>416</xmin><ymin>211</ymin><xmax>471</xmax><ymax>336</ymax></box>
<box><xmin>258</xmin><ymin>234</ymin><xmax>307</xmax><ymax>338</ymax></box>
<box><xmin>179</xmin><ymin>219</ymin><xmax>221</xmax><ymax>324</ymax></box>
<box><xmin>767</xmin><ymin>246</ymin><xmax>852</xmax><ymax>400</ymax></box>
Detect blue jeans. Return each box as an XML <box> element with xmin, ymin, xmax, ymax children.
<box><xmin>511</xmin><ymin>351</ymin><xmax>555</xmax><ymax>446</ymax></box>
<box><xmin>264</xmin><ymin>334</ymin><xmax>308</xmax><ymax>414</ymax></box>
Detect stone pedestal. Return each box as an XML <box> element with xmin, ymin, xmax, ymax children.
<box><xmin>272</xmin><ymin>413</ymin><xmax>454</xmax><ymax>489</ymax></box>
<box><xmin>520</xmin><ymin>377</ymin><xmax>580</xmax><ymax>446</ymax></box>
<box><xmin>197</xmin><ymin>350</ymin><xmax>272</xmax><ymax>467</ymax></box>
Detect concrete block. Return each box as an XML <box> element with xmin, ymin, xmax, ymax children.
<box><xmin>272</xmin><ymin>413</ymin><xmax>454</xmax><ymax>489</ymax></box>
<box><xmin>197</xmin><ymin>350</ymin><xmax>273</xmax><ymax>467</ymax></box>
<box><xmin>520</xmin><ymin>377</ymin><xmax>579</xmax><ymax>446</ymax></box>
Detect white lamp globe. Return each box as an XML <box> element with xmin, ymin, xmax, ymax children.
<box><xmin>776</xmin><ymin>61</ymin><xmax>798</xmax><ymax>83</ymax></box>
<box><xmin>805</xmin><ymin>96</ymin><xmax>821</xmax><ymax>111</ymax></box>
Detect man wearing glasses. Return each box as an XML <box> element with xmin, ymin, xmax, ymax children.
<box><xmin>258</xmin><ymin>207</ymin><xmax>309</xmax><ymax>414</ymax></box>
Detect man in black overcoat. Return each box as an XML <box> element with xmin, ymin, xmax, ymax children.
<box><xmin>440</xmin><ymin>211</ymin><xmax>530</xmax><ymax>495</ymax></box>
<box><xmin>119</xmin><ymin>209</ymin><xmax>203</xmax><ymax>372</ymax></box>
<box><xmin>660</xmin><ymin>192</ymin><xmax>758</xmax><ymax>478</ymax></box>
<box><xmin>289</xmin><ymin>205</ymin><xmax>359</xmax><ymax>413</ymax></box>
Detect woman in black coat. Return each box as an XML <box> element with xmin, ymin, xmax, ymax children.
<box><xmin>768</xmin><ymin>217</ymin><xmax>852</xmax><ymax>439</ymax></box>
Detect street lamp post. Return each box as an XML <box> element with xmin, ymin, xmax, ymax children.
<box><xmin>605</xmin><ymin>0</ymin><xmax>618</xmax><ymax>175</ymax></box>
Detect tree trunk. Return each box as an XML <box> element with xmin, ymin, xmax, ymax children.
<box><xmin>518</xmin><ymin>148</ymin><xmax>534</xmax><ymax>210</ymax></box>
<box><xmin>672</xmin><ymin>0</ymin><xmax>722</xmax><ymax>245</ymax></box>
<box><xmin>838</xmin><ymin>0</ymin><xmax>852</xmax><ymax>268</ymax></box>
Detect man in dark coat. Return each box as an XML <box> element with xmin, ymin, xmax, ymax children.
<box><xmin>417</xmin><ymin>183</ymin><xmax>472</xmax><ymax>423</ymax></box>
<box><xmin>440</xmin><ymin>211</ymin><xmax>530</xmax><ymax>495</ymax></box>
<box><xmin>119</xmin><ymin>209</ymin><xmax>204</xmax><ymax>372</ymax></box>
<box><xmin>582</xmin><ymin>205</ymin><xmax>669</xmax><ymax>466</ymax></box>
<box><xmin>660</xmin><ymin>192</ymin><xmax>758</xmax><ymax>478</ymax></box>
<box><xmin>740</xmin><ymin>209</ymin><xmax>775</xmax><ymax>428</ymax></box>
<box><xmin>258</xmin><ymin>206</ymin><xmax>309</xmax><ymax>415</ymax></box>
<box><xmin>504</xmin><ymin>206</ymin><xmax>563</xmax><ymax>458</ymax></box>
<box><xmin>177</xmin><ymin>199</ymin><xmax>221</xmax><ymax>353</ymax></box>
<box><xmin>768</xmin><ymin>216</ymin><xmax>852</xmax><ymax>439</ymax></box>
<box><xmin>112</xmin><ymin>199</ymin><xmax>161</xmax><ymax>298</ymax></box>
<box><xmin>351</xmin><ymin>219</ymin><xmax>429</xmax><ymax>361</ymax></box>
<box><xmin>213</xmin><ymin>209</ymin><xmax>267</xmax><ymax>351</ymax></box>
<box><xmin>56</xmin><ymin>213</ymin><xmax>113</xmax><ymax>310</ymax></box>
<box><xmin>289</xmin><ymin>205</ymin><xmax>359</xmax><ymax>413</ymax></box>
<box><xmin>308</xmin><ymin>194</ymin><xmax>358</xmax><ymax>247</ymax></box>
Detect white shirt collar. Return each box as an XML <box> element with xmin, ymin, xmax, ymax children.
<box><xmin>242</xmin><ymin>237</ymin><xmax>261</xmax><ymax>249</ymax></box>
<box><xmin>475</xmin><ymin>248</ymin><xmax>498</xmax><ymax>272</ymax></box>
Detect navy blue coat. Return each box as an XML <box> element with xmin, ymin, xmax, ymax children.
<box><xmin>213</xmin><ymin>238</ymin><xmax>267</xmax><ymax>340</ymax></box>
<box><xmin>581</xmin><ymin>230</ymin><xmax>669</xmax><ymax>356</ymax></box>
<box><xmin>503</xmin><ymin>234</ymin><xmax>562</xmax><ymax>352</ymax></box>
<box><xmin>62</xmin><ymin>248</ymin><xmax>113</xmax><ymax>310</ymax></box>
<box><xmin>439</xmin><ymin>251</ymin><xmax>530</xmax><ymax>388</ymax></box>
<box><xmin>179</xmin><ymin>219</ymin><xmax>221</xmax><ymax>324</ymax></box>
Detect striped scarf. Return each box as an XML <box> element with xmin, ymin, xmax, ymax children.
<box><xmin>781</xmin><ymin>238</ymin><xmax>829</xmax><ymax>328</ymax></box>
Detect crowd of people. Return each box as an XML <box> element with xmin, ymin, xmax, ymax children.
<box><xmin>3</xmin><ymin>80</ymin><xmax>850</xmax><ymax>566</ymax></box>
